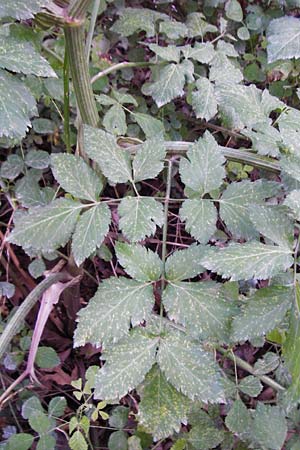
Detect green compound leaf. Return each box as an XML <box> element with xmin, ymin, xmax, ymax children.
<box><xmin>137</xmin><ymin>365</ymin><xmax>190</xmax><ymax>441</ymax></box>
<box><xmin>108</xmin><ymin>431</ymin><xmax>128</xmax><ymax>450</ymax></box>
<box><xmin>7</xmin><ymin>198</ymin><xmax>82</xmax><ymax>253</ymax></box>
<box><xmin>242</xmin><ymin>123</ymin><xmax>282</xmax><ymax>157</ymax></box>
<box><xmin>159</xmin><ymin>20</ymin><xmax>188</xmax><ymax>39</ymax></box>
<box><xmin>157</xmin><ymin>333</ymin><xmax>225</xmax><ymax>403</ymax></box>
<box><xmin>118</xmin><ymin>197</ymin><xmax>164</xmax><ymax>242</ymax></box>
<box><xmin>83</xmin><ymin>125</ymin><xmax>132</xmax><ymax>184</ymax></box>
<box><xmin>103</xmin><ymin>103</ymin><xmax>127</xmax><ymax>136</ymax></box>
<box><xmin>142</xmin><ymin>62</ymin><xmax>193</xmax><ymax>108</ymax></box>
<box><xmin>282</xmin><ymin>283</ymin><xmax>300</xmax><ymax>401</ymax></box>
<box><xmin>267</xmin><ymin>16</ymin><xmax>300</xmax><ymax>63</ymax></box>
<box><xmin>219</xmin><ymin>180</ymin><xmax>281</xmax><ymax>240</ymax></box>
<box><xmin>163</xmin><ymin>281</ymin><xmax>235</xmax><ymax>341</ymax></box>
<box><xmin>249</xmin><ymin>205</ymin><xmax>294</xmax><ymax>249</ymax></box>
<box><xmin>191</xmin><ymin>77</ymin><xmax>218</xmax><ymax>121</ymax></box>
<box><xmin>0</xmin><ymin>35</ymin><xmax>56</xmax><ymax>77</ymax></box>
<box><xmin>179</xmin><ymin>132</ymin><xmax>225</xmax><ymax>196</ymax></box>
<box><xmin>7</xmin><ymin>433</ymin><xmax>34</xmax><ymax>450</ymax></box>
<box><xmin>51</xmin><ymin>154</ymin><xmax>103</xmax><ymax>201</ymax></box>
<box><xmin>74</xmin><ymin>277</ymin><xmax>155</xmax><ymax>348</ymax></box>
<box><xmin>232</xmin><ymin>286</ymin><xmax>292</xmax><ymax>342</ymax></box>
<box><xmin>284</xmin><ymin>189</ymin><xmax>300</xmax><ymax>220</ymax></box>
<box><xmin>0</xmin><ymin>68</ymin><xmax>37</xmax><ymax>139</ymax></box>
<box><xmin>179</xmin><ymin>199</ymin><xmax>217</xmax><ymax>244</ymax></box>
<box><xmin>133</xmin><ymin>137</ymin><xmax>166</xmax><ymax>182</ymax></box>
<box><xmin>165</xmin><ymin>245</ymin><xmax>207</xmax><ymax>281</ymax></box>
<box><xmin>72</xmin><ymin>203</ymin><xmax>111</xmax><ymax>266</ymax></box>
<box><xmin>115</xmin><ymin>243</ymin><xmax>162</xmax><ymax>281</ymax></box>
<box><xmin>252</xmin><ymin>403</ymin><xmax>287</xmax><ymax>450</ymax></box>
<box><xmin>209</xmin><ymin>52</ymin><xmax>243</xmax><ymax>85</ymax></box>
<box><xmin>0</xmin><ymin>0</ymin><xmax>50</xmax><ymax>19</ymax></box>
<box><xmin>202</xmin><ymin>242</ymin><xmax>293</xmax><ymax>281</ymax></box>
<box><xmin>110</xmin><ymin>8</ymin><xmax>168</xmax><ymax>37</ymax></box>
<box><xmin>94</xmin><ymin>329</ymin><xmax>158</xmax><ymax>400</ymax></box>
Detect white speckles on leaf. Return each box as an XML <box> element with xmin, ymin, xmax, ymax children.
<box><xmin>115</xmin><ymin>242</ymin><xmax>162</xmax><ymax>281</ymax></box>
<box><xmin>180</xmin><ymin>199</ymin><xmax>217</xmax><ymax>243</ymax></box>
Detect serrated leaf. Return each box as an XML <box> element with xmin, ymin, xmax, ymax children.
<box><xmin>0</xmin><ymin>0</ymin><xmax>50</xmax><ymax>19</ymax></box>
<box><xmin>119</xmin><ymin>197</ymin><xmax>164</xmax><ymax>242</ymax></box>
<box><xmin>165</xmin><ymin>245</ymin><xmax>207</xmax><ymax>281</ymax></box>
<box><xmin>28</xmin><ymin>412</ymin><xmax>52</xmax><ymax>433</ymax></box>
<box><xmin>0</xmin><ymin>69</ymin><xmax>37</xmax><ymax>139</ymax></box>
<box><xmin>215</xmin><ymin>84</ymin><xmax>279</xmax><ymax>129</ymax></box>
<box><xmin>148</xmin><ymin>44</ymin><xmax>181</xmax><ymax>63</ymax></box>
<box><xmin>157</xmin><ymin>333</ymin><xmax>225</xmax><ymax>403</ymax></box>
<box><xmin>284</xmin><ymin>189</ymin><xmax>300</xmax><ymax>220</ymax></box>
<box><xmin>103</xmin><ymin>104</ymin><xmax>127</xmax><ymax>136</ymax></box>
<box><xmin>187</xmin><ymin>425</ymin><xmax>224</xmax><ymax>450</ymax></box>
<box><xmin>138</xmin><ymin>365</ymin><xmax>189</xmax><ymax>441</ymax></box>
<box><xmin>69</xmin><ymin>431</ymin><xmax>88</xmax><ymax>450</ymax></box>
<box><xmin>25</xmin><ymin>150</ymin><xmax>50</xmax><ymax>169</ymax></box>
<box><xmin>219</xmin><ymin>180</ymin><xmax>280</xmax><ymax>240</ymax></box>
<box><xmin>108</xmin><ymin>431</ymin><xmax>128</xmax><ymax>450</ymax></box>
<box><xmin>186</xmin><ymin>12</ymin><xmax>218</xmax><ymax>38</ymax></box>
<box><xmin>209</xmin><ymin>53</ymin><xmax>243</xmax><ymax>85</ymax></box>
<box><xmin>225</xmin><ymin>0</ymin><xmax>243</xmax><ymax>22</ymax></box>
<box><xmin>253</xmin><ymin>403</ymin><xmax>287</xmax><ymax>450</ymax></box>
<box><xmin>110</xmin><ymin>8</ymin><xmax>168</xmax><ymax>37</ymax></box>
<box><xmin>94</xmin><ymin>330</ymin><xmax>158</xmax><ymax>400</ymax></box>
<box><xmin>35</xmin><ymin>346</ymin><xmax>60</xmax><ymax>368</ymax></box>
<box><xmin>7</xmin><ymin>433</ymin><xmax>34</xmax><ymax>450</ymax></box>
<box><xmin>51</xmin><ymin>154</ymin><xmax>102</xmax><ymax>201</ymax></box>
<box><xmin>72</xmin><ymin>203</ymin><xmax>111</xmax><ymax>266</ymax></box>
<box><xmin>112</xmin><ymin>90</ymin><xmax>138</xmax><ymax>106</ymax></box>
<box><xmin>254</xmin><ymin>352</ymin><xmax>280</xmax><ymax>375</ymax></box>
<box><xmin>109</xmin><ymin>406</ymin><xmax>129</xmax><ymax>429</ymax></box>
<box><xmin>74</xmin><ymin>278</ymin><xmax>154</xmax><ymax>347</ymax></box>
<box><xmin>225</xmin><ymin>399</ymin><xmax>252</xmax><ymax>434</ymax></box>
<box><xmin>163</xmin><ymin>281</ymin><xmax>236</xmax><ymax>341</ymax></box>
<box><xmin>282</xmin><ymin>283</ymin><xmax>300</xmax><ymax>399</ymax></box>
<box><xmin>133</xmin><ymin>137</ymin><xmax>166</xmax><ymax>182</ymax></box>
<box><xmin>22</xmin><ymin>396</ymin><xmax>44</xmax><ymax>419</ymax></box>
<box><xmin>202</xmin><ymin>242</ymin><xmax>293</xmax><ymax>281</ymax></box>
<box><xmin>281</xmin><ymin>154</ymin><xmax>300</xmax><ymax>184</ymax></box>
<box><xmin>0</xmin><ymin>154</ymin><xmax>24</xmax><ymax>179</ymax></box>
<box><xmin>159</xmin><ymin>20</ymin><xmax>188</xmax><ymax>39</ymax></box>
<box><xmin>133</xmin><ymin>112</ymin><xmax>164</xmax><ymax>139</ymax></box>
<box><xmin>37</xmin><ymin>434</ymin><xmax>55</xmax><ymax>450</ymax></box>
<box><xmin>7</xmin><ymin>198</ymin><xmax>82</xmax><ymax>253</ymax></box>
<box><xmin>0</xmin><ymin>35</ymin><xmax>56</xmax><ymax>77</ymax></box>
<box><xmin>179</xmin><ymin>132</ymin><xmax>225</xmax><ymax>195</ymax></box>
<box><xmin>191</xmin><ymin>78</ymin><xmax>218</xmax><ymax>121</ymax></box>
<box><xmin>182</xmin><ymin>43</ymin><xmax>215</xmax><ymax>64</ymax></box>
<box><xmin>249</xmin><ymin>205</ymin><xmax>294</xmax><ymax>249</ymax></box>
<box><xmin>179</xmin><ymin>199</ymin><xmax>217</xmax><ymax>244</ymax></box>
<box><xmin>142</xmin><ymin>62</ymin><xmax>193</xmax><ymax>108</ymax></box>
<box><xmin>115</xmin><ymin>243</ymin><xmax>162</xmax><ymax>281</ymax></box>
<box><xmin>83</xmin><ymin>125</ymin><xmax>132</xmax><ymax>184</ymax></box>
<box><xmin>238</xmin><ymin>376</ymin><xmax>263</xmax><ymax>397</ymax></box>
<box><xmin>48</xmin><ymin>397</ymin><xmax>67</xmax><ymax>418</ymax></box>
<box><xmin>232</xmin><ymin>286</ymin><xmax>292</xmax><ymax>342</ymax></box>
<box><xmin>267</xmin><ymin>16</ymin><xmax>300</xmax><ymax>63</ymax></box>
<box><xmin>242</xmin><ymin>123</ymin><xmax>282</xmax><ymax>157</ymax></box>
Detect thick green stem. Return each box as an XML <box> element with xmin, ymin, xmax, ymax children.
<box><xmin>64</xmin><ymin>24</ymin><xmax>99</xmax><ymax>127</ymax></box>
<box><xmin>68</xmin><ymin>0</ymin><xmax>91</xmax><ymax>19</ymax></box>
<box><xmin>63</xmin><ymin>48</ymin><xmax>71</xmax><ymax>153</ymax></box>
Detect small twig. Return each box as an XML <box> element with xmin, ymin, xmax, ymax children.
<box><xmin>91</xmin><ymin>61</ymin><xmax>158</xmax><ymax>84</ymax></box>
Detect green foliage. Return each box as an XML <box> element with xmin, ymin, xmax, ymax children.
<box><xmin>4</xmin><ymin>1</ymin><xmax>300</xmax><ymax>449</ymax></box>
